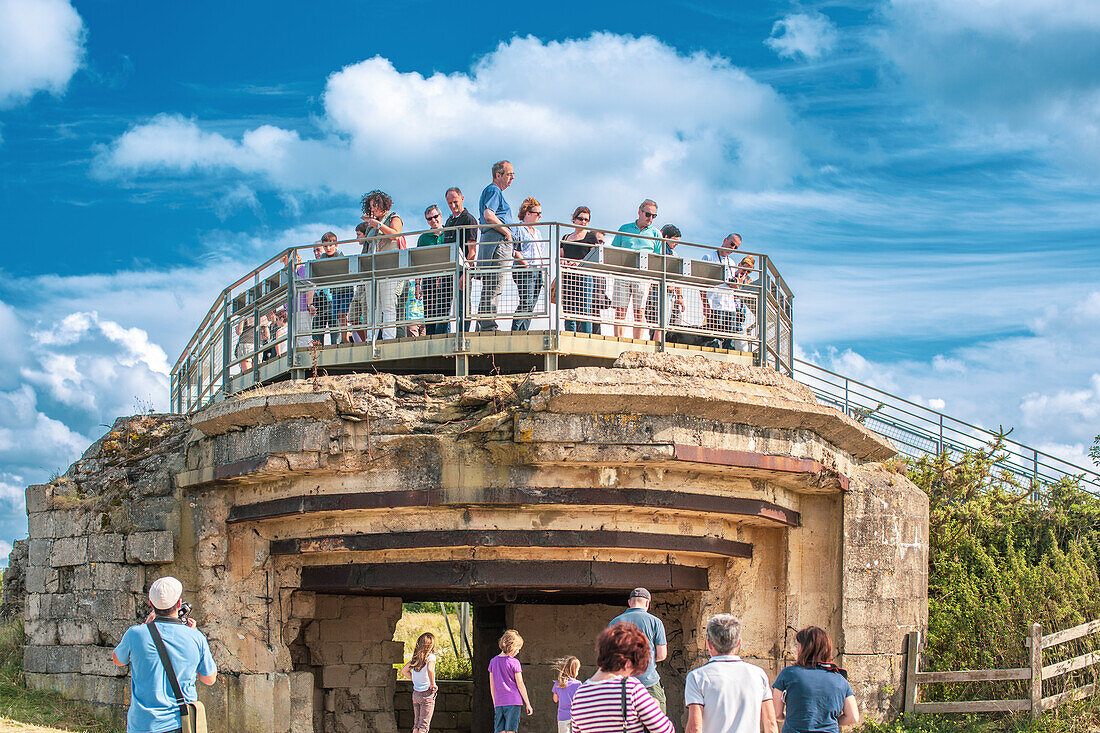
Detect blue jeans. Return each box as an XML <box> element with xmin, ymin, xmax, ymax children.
<box><xmin>511</xmin><ymin>269</ymin><xmax>543</xmax><ymax>332</ymax></box>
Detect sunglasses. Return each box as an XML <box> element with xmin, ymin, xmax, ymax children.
<box><xmin>641</xmin><ymin>211</ymin><xmax>657</xmax><ymax>219</ymax></box>
<box><xmin>426</xmin><ymin>214</ymin><xmax>442</xmax><ymax>221</ymax></box>
<box><xmin>575</xmin><ymin>216</ymin><xmax>590</xmax><ymax>222</ymax></box>
<box><xmin>529</xmin><ymin>210</ymin><xmax>542</xmax><ymax>217</ymax></box>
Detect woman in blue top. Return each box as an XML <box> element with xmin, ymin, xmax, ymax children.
<box><xmin>772</xmin><ymin>626</ymin><xmax>859</xmax><ymax>733</ymax></box>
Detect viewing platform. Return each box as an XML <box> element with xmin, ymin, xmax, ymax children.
<box><xmin>170</xmin><ymin>222</ymin><xmax>794</xmax><ymax>413</ymax></box>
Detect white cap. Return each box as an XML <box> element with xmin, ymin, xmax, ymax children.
<box><xmin>148</xmin><ymin>576</ymin><xmax>183</xmax><ymax>610</ymax></box>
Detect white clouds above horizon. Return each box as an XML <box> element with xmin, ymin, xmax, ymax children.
<box><xmin>0</xmin><ymin>0</ymin><xmax>85</xmax><ymax>108</ymax></box>
<box><xmin>766</xmin><ymin>12</ymin><xmax>839</xmax><ymax>61</ymax></box>
<box><xmin>93</xmin><ymin>33</ymin><xmax>805</xmax><ymax>233</ymax></box>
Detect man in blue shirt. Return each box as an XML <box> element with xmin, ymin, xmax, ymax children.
<box><xmin>608</xmin><ymin>587</ymin><xmax>668</xmax><ymax>712</ymax></box>
<box><xmin>113</xmin><ymin>576</ymin><xmax>217</xmax><ymax>733</ymax></box>
<box><xmin>610</xmin><ymin>199</ymin><xmax>661</xmax><ymax>339</ymax></box>
<box><xmin>475</xmin><ymin>160</ymin><xmax>516</xmax><ymax>331</ymax></box>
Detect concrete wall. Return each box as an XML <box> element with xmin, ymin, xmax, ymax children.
<box><xmin>11</xmin><ymin>357</ymin><xmax>929</xmax><ymax>731</ymax></box>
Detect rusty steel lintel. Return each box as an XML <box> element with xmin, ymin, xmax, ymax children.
<box><xmin>300</xmin><ymin>560</ymin><xmax>709</xmax><ymax>593</ymax></box>
<box><xmin>212</xmin><ymin>455</ymin><xmax>271</xmax><ymax>482</ymax></box>
<box><xmin>227</xmin><ymin>486</ymin><xmax>800</xmax><ymax>526</ymax></box>
<box><xmin>269</xmin><ymin>528</ymin><xmax>752</xmax><ymax>559</ymax></box>
<box><xmin>673</xmin><ymin>444</ymin><xmax>850</xmax><ymax>491</ymax></box>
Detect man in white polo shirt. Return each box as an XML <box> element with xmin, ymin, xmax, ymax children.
<box><xmin>685</xmin><ymin>614</ymin><xmax>777</xmax><ymax>733</ymax></box>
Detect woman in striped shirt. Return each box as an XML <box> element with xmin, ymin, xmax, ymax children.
<box><xmin>570</xmin><ymin>623</ymin><xmax>675</xmax><ymax>733</ymax></box>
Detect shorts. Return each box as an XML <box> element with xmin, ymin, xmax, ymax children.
<box><xmin>332</xmin><ymin>287</ymin><xmax>353</xmax><ymax>315</ymax></box>
<box><xmin>494</xmin><ymin>704</ymin><xmax>522</xmax><ymax>732</ymax></box>
<box><xmin>557</xmin><ymin>721</ymin><xmax>571</xmax><ymax>733</ymax></box>
<box><xmin>612</xmin><ymin>279</ymin><xmax>646</xmax><ymax>310</ymax></box>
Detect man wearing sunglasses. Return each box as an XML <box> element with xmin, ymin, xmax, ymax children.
<box><xmin>610</xmin><ymin>199</ymin><xmax>661</xmax><ymax>339</ymax></box>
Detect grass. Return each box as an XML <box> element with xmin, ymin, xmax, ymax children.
<box><xmin>0</xmin><ymin>622</ymin><xmax>123</xmax><ymax>733</ymax></box>
<box><xmin>392</xmin><ymin>610</ymin><xmax>472</xmax><ymax>681</ymax></box>
<box><xmin>860</xmin><ymin>699</ymin><xmax>1100</xmax><ymax>733</ymax></box>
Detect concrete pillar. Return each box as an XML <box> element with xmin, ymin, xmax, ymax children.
<box><xmin>473</xmin><ymin>604</ymin><xmax>507</xmax><ymax>733</ymax></box>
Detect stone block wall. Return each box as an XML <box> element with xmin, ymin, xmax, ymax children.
<box><xmin>20</xmin><ymin>420</ymin><xmax>185</xmax><ymax>715</ymax></box>
<box><xmin>291</xmin><ymin>593</ymin><xmax>404</xmax><ymax>733</ymax></box>
<box><xmin>394</xmin><ymin>680</ymin><xmax>472</xmax><ymax>733</ymax></box>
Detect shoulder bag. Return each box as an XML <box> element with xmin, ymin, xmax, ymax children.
<box><xmin>147</xmin><ymin>620</ymin><xmax>209</xmax><ymax>733</ymax></box>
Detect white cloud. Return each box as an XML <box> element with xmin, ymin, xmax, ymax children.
<box><xmin>0</xmin><ymin>473</ymin><xmax>25</xmax><ymax>513</ymax></box>
<box><xmin>801</xmin><ymin>290</ymin><xmax>1100</xmax><ymax>470</ymax></box>
<box><xmin>877</xmin><ymin>0</ymin><xmax>1100</xmax><ymax>175</ymax></box>
<box><xmin>766</xmin><ymin>12</ymin><xmax>839</xmax><ymax>60</ymax></box>
<box><xmin>0</xmin><ymin>0</ymin><xmax>85</xmax><ymax>107</ymax></box>
<box><xmin>94</xmin><ymin>33</ymin><xmax>805</xmax><ymax>231</ymax></box>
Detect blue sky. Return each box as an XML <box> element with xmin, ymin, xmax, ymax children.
<box><xmin>1</xmin><ymin>0</ymin><xmax>1099</xmax><ymax>560</ymax></box>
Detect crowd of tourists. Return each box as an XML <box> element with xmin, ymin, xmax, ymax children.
<box><xmin>233</xmin><ymin>160</ymin><xmax>760</xmax><ymax>369</ymax></box>
<box><xmin>112</xmin><ymin>578</ymin><xmax>857</xmax><ymax>733</ymax></box>
<box><xmin>402</xmin><ymin>587</ymin><xmax>859</xmax><ymax>733</ymax></box>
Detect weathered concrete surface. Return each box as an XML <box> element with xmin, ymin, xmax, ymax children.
<box><xmin>10</xmin><ymin>354</ymin><xmax>928</xmax><ymax>731</ymax></box>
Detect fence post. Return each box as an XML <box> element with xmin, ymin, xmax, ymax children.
<box><xmin>1029</xmin><ymin>622</ymin><xmax>1043</xmax><ymax>719</ymax></box>
<box><xmin>904</xmin><ymin>630</ymin><xmax>920</xmax><ymax>714</ymax></box>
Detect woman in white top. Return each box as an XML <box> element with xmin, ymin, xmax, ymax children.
<box><xmin>400</xmin><ymin>632</ymin><xmax>439</xmax><ymax>733</ymax></box>
<box><xmin>511</xmin><ymin>197</ymin><xmax>544</xmax><ymax>332</ymax></box>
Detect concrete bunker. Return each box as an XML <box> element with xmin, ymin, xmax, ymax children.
<box><xmin>14</xmin><ymin>353</ymin><xmax>928</xmax><ymax>732</ymax></box>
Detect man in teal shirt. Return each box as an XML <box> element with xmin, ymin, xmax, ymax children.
<box><xmin>610</xmin><ymin>199</ymin><xmax>661</xmax><ymax>339</ymax></box>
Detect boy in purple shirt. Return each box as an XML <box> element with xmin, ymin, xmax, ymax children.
<box><xmin>489</xmin><ymin>629</ymin><xmax>532</xmax><ymax>733</ymax></box>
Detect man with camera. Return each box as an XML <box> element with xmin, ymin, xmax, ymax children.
<box><xmin>113</xmin><ymin>576</ymin><xmax>217</xmax><ymax>733</ymax></box>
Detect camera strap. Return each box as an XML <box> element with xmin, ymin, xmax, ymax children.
<box><xmin>148</xmin><ymin>619</ymin><xmax>189</xmax><ymax>713</ymax></box>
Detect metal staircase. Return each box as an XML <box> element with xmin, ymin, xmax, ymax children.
<box><xmin>793</xmin><ymin>358</ymin><xmax>1100</xmax><ymax>494</ymax></box>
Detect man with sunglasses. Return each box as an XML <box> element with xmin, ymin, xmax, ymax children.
<box><xmin>610</xmin><ymin>199</ymin><xmax>661</xmax><ymax>339</ymax></box>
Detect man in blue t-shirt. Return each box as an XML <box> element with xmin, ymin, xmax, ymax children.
<box><xmin>608</xmin><ymin>587</ymin><xmax>668</xmax><ymax>712</ymax></box>
<box><xmin>475</xmin><ymin>159</ymin><xmax>516</xmax><ymax>331</ymax></box>
<box><xmin>113</xmin><ymin>576</ymin><xmax>217</xmax><ymax>733</ymax></box>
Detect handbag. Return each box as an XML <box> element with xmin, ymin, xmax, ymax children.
<box><xmin>148</xmin><ymin>620</ymin><xmax>209</xmax><ymax>733</ymax></box>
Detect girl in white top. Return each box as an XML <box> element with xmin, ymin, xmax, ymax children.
<box><xmin>400</xmin><ymin>633</ymin><xmax>439</xmax><ymax>733</ymax></box>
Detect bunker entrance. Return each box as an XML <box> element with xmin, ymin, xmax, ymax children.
<box><xmin>291</xmin><ymin>563</ymin><xmax>706</xmax><ymax>733</ymax></box>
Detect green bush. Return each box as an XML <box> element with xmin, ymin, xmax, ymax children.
<box><xmin>435</xmin><ymin>651</ymin><xmax>472</xmax><ymax>681</ymax></box>
<box><xmin>905</xmin><ymin>438</ymin><xmax>1100</xmax><ymax>709</ymax></box>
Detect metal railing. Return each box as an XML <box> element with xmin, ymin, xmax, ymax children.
<box><xmin>170</xmin><ymin>222</ymin><xmax>794</xmax><ymax>413</ymax></box>
<box><xmin>794</xmin><ymin>358</ymin><xmax>1100</xmax><ymax>493</ymax></box>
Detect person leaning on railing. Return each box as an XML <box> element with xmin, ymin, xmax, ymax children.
<box><xmin>699</xmin><ymin>234</ymin><xmax>751</xmax><ymax>351</ymax></box>
<box><xmin>443</xmin><ymin>186</ymin><xmax>479</xmax><ymax>334</ymax></box>
<box><xmin>417</xmin><ymin>204</ymin><xmax>447</xmax><ymax>337</ymax></box>
<box><xmin>560</xmin><ymin>206</ymin><xmax>603</xmax><ymax>335</ymax></box>
<box><xmin>476</xmin><ymin>160</ymin><xmax>516</xmax><ymax>332</ymax></box>
<box><xmin>356</xmin><ymin>189</ymin><xmax>406</xmax><ymax>340</ymax></box>
<box><xmin>610</xmin><ymin>199</ymin><xmax>662</xmax><ymax>340</ymax></box>
<box><xmin>645</xmin><ymin>224</ymin><xmax>686</xmax><ymax>342</ymax></box>
<box><xmin>511</xmin><ymin>197</ymin><xmax>544</xmax><ymax>332</ymax></box>
<box><xmin>320</xmin><ymin>232</ymin><xmax>353</xmax><ymax>344</ymax></box>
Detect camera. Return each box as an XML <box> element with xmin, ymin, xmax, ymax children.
<box><xmin>178</xmin><ymin>602</ymin><xmax>192</xmax><ymax>620</ymax></box>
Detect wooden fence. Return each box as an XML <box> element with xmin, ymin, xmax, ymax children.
<box><xmin>904</xmin><ymin>619</ymin><xmax>1100</xmax><ymax>718</ymax></box>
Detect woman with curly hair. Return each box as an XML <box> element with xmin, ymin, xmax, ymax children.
<box><xmin>569</xmin><ymin>623</ymin><xmax>674</xmax><ymax>733</ymax></box>
<box><xmin>355</xmin><ymin>190</ymin><xmax>405</xmax><ymax>340</ymax></box>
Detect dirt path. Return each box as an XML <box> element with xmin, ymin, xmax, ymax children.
<box><xmin>0</xmin><ymin>719</ymin><xmax>74</xmax><ymax>732</ymax></box>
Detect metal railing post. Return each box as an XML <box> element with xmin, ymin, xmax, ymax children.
<box><xmin>285</xmin><ymin>252</ymin><xmax>297</xmax><ymax>373</ymax></box>
<box><xmin>786</xmin><ymin>292</ymin><xmax>794</xmax><ymax>376</ymax></box>
<box><xmin>844</xmin><ymin>378</ymin><xmax>850</xmax><ymax>417</ymax></box>
<box><xmin>938</xmin><ymin>414</ymin><xmax>944</xmax><ymax>455</ymax></box>
<box><xmin>756</xmin><ymin>256</ymin><xmax>769</xmax><ymax>368</ymax></box>
<box><xmin>552</xmin><ymin>222</ymin><xmax>562</xmax><ymax>346</ymax></box>
<box><xmin>221</xmin><ymin>294</ymin><xmax>231</xmax><ymax>399</ymax></box>
<box><xmin>454</xmin><ymin>229</ymin><xmax>465</xmax><ymax>352</ymax></box>
<box><xmin>658</xmin><ymin>248</ymin><xmax>667</xmax><ymax>351</ymax></box>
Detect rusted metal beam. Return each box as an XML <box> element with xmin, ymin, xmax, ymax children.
<box><xmin>269</xmin><ymin>528</ymin><xmax>752</xmax><ymax>559</ymax></box>
<box><xmin>300</xmin><ymin>560</ymin><xmax>709</xmax><ymax>593</ymax></box>
<box><xmin>673</xmin><ymin>444</ymin><xmax>849</xmax><ymax>491</ymax></box>
<box><xmin>227</xmin><ymin>486</ymin><xmax>800</xmax><ymax>526</ymax></box>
